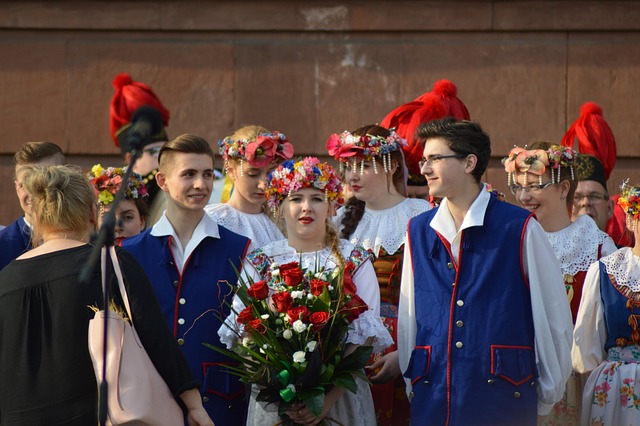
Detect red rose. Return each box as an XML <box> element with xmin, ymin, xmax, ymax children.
<box><xmin>310</xmin><ymin>279</ymin><xmax>329</xmax><ymax>296</ymax></box>
<box><xmin>287</xmin><ymin>306</ymin><xmax>310</xmax><ymax>323</ymax></box>
<box><xmin>279</xmin><ymin>262</ymin><xmax>304</xmax><ymax>287</ymax></box>
<box><xmin>342</xmin><ymin>262</ymin><xmax>357</xmax><ymax>296</ymax></box>
<box><xmin>343</xmin><ymin>294</ymin><xmax>368</xmax><ymax>322</ymax></box>
<box><xmin>247</xmin><ymin>319</ymin><xmax>267</xmax><ymax>335</ymax></box>
<box><xmin>247</xmin><ymin>281</ymin><xmax>269</xmax><ymax>300</ymax></box>
<box><xmin>309</xmin><ymin>311</ymin><xmax>330</xmax><ymax>331</ymax></box>
<box><xmin>237</xmin><ymin>306</ymin><xmax>255</xmax><ymax>325</ymax></box>
<box><xmin>271</xmin><ymin>291</ymin><xmax>293</xmax><ymax>313</ymax></box>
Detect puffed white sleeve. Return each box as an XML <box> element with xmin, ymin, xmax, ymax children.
<box><xmin>523</xmin><ymin>218</ymin><xmax>574</xmax><ymax>416</ymax></box>
<box><xmin>346</xmin><ymin>258</ymin><xmax>394</xmax><ymax>352</ymax></box>
<box><xmin>217</xmin><ymin>259</ymin><xmax>261</xmax><ymax>349</ymax></box>
<box><xmin>397</xmin><ymin>233</ymin><xmax>416</xmax><ymax>396</ymax></box>
<box><xmin>572</xmin><ymin>261</ymin><xmax>607</xmax><ymax>373</ymax></box>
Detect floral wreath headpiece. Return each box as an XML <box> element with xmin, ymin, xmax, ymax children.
<box><xmin>265</xmin><ymin>157</ymin><xmax>344</xmax><ymax>213</ymax></box>
<box><xmin>88</xmin><ymin>164</ymin><xmax>149</xmax><ymax>206</ymax></box>
<box><xmin>618</xmin><ymin>179</ymin><xmax>640</xmax><ymax>221</ymax></box>
<box><xmin>218</xmin><ymin>131</ymin><xmax>294</xmax><ymax>175</ymax></box>
<box><xmin>326</xmin><ymin>130</ymin><xmax>407</xmax><ymax>175</ymax></box>
<box><xmin>501</xmin><ymin>144</ymin><xmax>577</xmax><ymax>186</ymax></box>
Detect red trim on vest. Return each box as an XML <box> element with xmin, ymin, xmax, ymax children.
<box><xmin>202</xmin><ymin>361</ymin><xmax>245</xmax><ymax>400</ymax></box>
<box><xmin>490</xmin><ymin>344</ymin><xmax>535</xmax><ymax>386</ymax></box>
<box><xmin>519</xmin><ymin>215</ymin><xmax>534</xmax><ymax>290</ymax></box>
<box><xmin>410</xmin><ymin>346</ymin><xmax>432</xmax><ymax>386</ymax></box>
<box><xmin>434</xmin><ymin>228</ymin><xmax>463</xmax><ymax>426</ymax></box>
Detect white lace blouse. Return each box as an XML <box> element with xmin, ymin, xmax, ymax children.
<box><xmin>545</xmin><ymin>214</ymin><xmax>617</xmax><ymax>276</ymax></box>
<box><xmin>204</xmin><ymin>203</ymin><xmax>283</xmax><ymax>251</ymax></box>
<box><xmin>336</xmin><ymin>198</ymin><xmax>431</xmax><ymax>256</ymax></box>
<box><xmin>218</xmin><ymin>239</ymin><xmax>393</xmax><ymax>353</ymax></box>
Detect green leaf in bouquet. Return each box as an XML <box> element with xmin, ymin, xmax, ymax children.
<box><xmin>318</xmin><ymin>362</ymin><xmax>335</xmax><ymax>384</ymax></box>
<box><xmin>332</xmin><ymin>372</ymin><xmax>358</xmax><ymax>394</ymax></box>
<box><xmin>256</xmin><ymin>387</ymin><xmax>282</xmax><ymax>404</ymax></box>
<box><xmin>302</xmin><ymin>390</ymin><xmax>325</xmax><ymax>417</ymax></box>
<box><xmin>336</xmin><ymin>345</ymin><xmax>373</xmax><ymax>372</ymax></box>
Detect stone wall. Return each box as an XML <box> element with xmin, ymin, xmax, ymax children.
<box><xmin>1</xmin><ymin>1</ymin><xmax>639</xmax><ymax>224</ymax></box>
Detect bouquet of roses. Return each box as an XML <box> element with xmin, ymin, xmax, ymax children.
<box><xmin>208</xmin><ymin>259</ymin><xmax>372</xmax><ymax>424</ymax></box>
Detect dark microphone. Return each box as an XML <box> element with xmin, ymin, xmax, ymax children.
<box><xmin>126</xmin><ymin>105</ymin><xmax>164</xmax><ymax>153</ymax></box>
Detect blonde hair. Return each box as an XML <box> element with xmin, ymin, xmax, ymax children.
<box><xmin>21</xmin><ymin>165</ymin><xmax>95</xmax><ymax>245</ymax></box>
<box><xmin>225</xmin><ymin>125</ymin><xmax>270</xmax><ymax>171</ymax></box>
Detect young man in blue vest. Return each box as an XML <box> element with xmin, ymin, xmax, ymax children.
<box><xmin>123</xmin><ymin>134</ymin><xmax>250</xmax><ymax>425</ymax></box>
<box><xmin>397</xmin><ymin>118</ymin><xmax>573</xmax><ymax>425</ymax></box>
<box><xmin>0</xmin><ymin>141</ymin><xmax>65</xmax><ymax>270</ymax></box>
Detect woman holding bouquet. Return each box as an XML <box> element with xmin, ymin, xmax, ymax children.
<box><xmin>206</xmin><ymin>125</ymin><xmax>294</xmax><ymax>250</ymax></box>
<box><xmin>219</xmin><ymin>157</ymin><xmax>392</xmax><ymax>426</ymax></box>
<box><xmin>326</xmin><ymin>124</ymin><xmax>430</xmax><ymax>425</ymax></box>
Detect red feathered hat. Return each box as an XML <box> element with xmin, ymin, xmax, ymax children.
<box><xmin>109</xmin><ymin>73</ymin><xmax>170</xmax><ymax>150</ymax></box>
<box><xmin>561</xmin><ymin>102</ymin><xmax>616</xmax><ymax>181</ymax></box>
<box><xmin>380</xmin><ymin>79</ymin><xmax>470</xmax><ymax>180</ymax></box>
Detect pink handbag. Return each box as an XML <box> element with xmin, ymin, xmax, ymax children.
<box><xmin>88</xmin><ymin>246</ymin><xmax>184</xmax><ymax>425</ymax></box>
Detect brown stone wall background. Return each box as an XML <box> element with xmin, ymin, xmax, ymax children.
<box><xmin>0</xmin><ymin>1</ymin><xmax>639</xmax><ymax>224</ymax></box>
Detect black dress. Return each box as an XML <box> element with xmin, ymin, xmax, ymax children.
<box><xmin>0</xmin><ymin>244</ymin><xmax>197</xmax><ymax>425</ymax></box>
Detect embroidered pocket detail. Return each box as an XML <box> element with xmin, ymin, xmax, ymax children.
<box><xmin>490</xmin><ymin>345</ymin><xmax>535</xmax><ymax>386</ymax></box>
<box><xmin>403</xmin><ymin>345</ymin><xmax>431</xmax><ymax>386</ymax></box>
<box><xmin>202</xmin><ymin>362</ymin><xmax>245</xmax><ymax>400</ymax></box>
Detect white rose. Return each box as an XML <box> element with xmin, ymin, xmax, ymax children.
<box><xmin>307</xmin><ymin>293</ymin><xmax>314</xmax><ymax>300</ymax></box>
<box><xmin>242</xmin><ymin>337</ymin><xmax>253</xmax><ymax>347</ymax></box>
<box><xmin>293</xmin><ymin>351</ymin><xmax>306</xmax><ymax>364</ymax></box>
<box><xmin>291</xmin><ymin>291</ymin><xmax>303</xmax><ymax>299</ymax></box>
<box><xmin>328</xmin><ymin>285</ymin><xmax>334</xmax><ymax>291</ymax></box>
<box><xmin>293</xmin><ymin>320</ymin><xmax>307</xmax><ymax>333</ymax></box>
<box><xmin>272</xmin><ymin>269</ymin><xmax>280</xmax><ymax>277</ymax></box>
<box><xmin>283</xmin><ymin>329</ymin><xmax>293</xmax><ymax>340</ymax></box>
<box><xmin>306</xmin><ymin>341</ymin><xmax>318</xmax><ymax>352</ymax></box>
<box><xmin>261</xmin><ymin>314</ymin><xmax>270</xmax><ymax>320</ymax></box>
<box><xmin>270</xmin><ymin>262</ymin><xmax>280</xmax><ymax>270</ymax></box>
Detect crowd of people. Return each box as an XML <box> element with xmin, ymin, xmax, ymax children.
<box><xmin>0</xmin><ymin>73</ymin><xmax>638</xmax><ymax>426</ymax></box>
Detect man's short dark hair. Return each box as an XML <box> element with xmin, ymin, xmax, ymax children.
<box><xmin>158</xmin><ymin>134</ymin><xmax>214</xmax><ymax>171</ymax></box>
<box><xmin>416</xmin><ymin>118</ymin><xmax>491</xmax><ymax>182</ymax></box>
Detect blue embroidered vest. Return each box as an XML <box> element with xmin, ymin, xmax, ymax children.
<box><xmin>123</xmin><ymin>226</ymin><xmax>250</xmax><ymax>426</ymax></box>
<box><xmin>405</xmin><ymin>196</ymin><xmax>538</xmax><ymax>426</ymax></box>
<box><xmin>599</xmin><ymin>261</ymin><xmax>640</xmax><ymax>351</ymax></box>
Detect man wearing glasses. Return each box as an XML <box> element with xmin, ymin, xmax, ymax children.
<box><xmin>571</xmin><ymin>155</ymin><xmax>614</xmax><ymax>233</ymax></box>
<box><xmin>397</xmin><ymin>118</ymin><xmax>572</xmax><ymax>426</ymax></box>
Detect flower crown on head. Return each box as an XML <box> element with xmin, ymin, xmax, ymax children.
<box><xmin>89</xmin><ymin>164</ymin><xmax>149</xmax><ymax>206</ymax></box>
<box><xmin>265</xmin><ymin>157</ymin><xmax>344</xmax><ymax>212</ymax></box>
<box><xmin>618</xmin><ymin>179</ymin><xmax>640</xmax><ymax>221</ymax></box>
<box><xmin>326</xmin><ymin>129</ymin><xmax>407</xmax><ymax>174</ymax></box>
<box><xmin>501</xmin><ymin>144</ymin><xmax>576</xmax><ymax>186</ymax></box>
<box><xmin>218</xmin><ymin>131</ymin><xmax>294</xmax><ymax>175</ymax></box>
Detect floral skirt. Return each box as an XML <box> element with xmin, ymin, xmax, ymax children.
<box><xmin>582</xmin><ymin>345</ymin><xmax>640</xmax><ymax>426</ymax></box>
<box><xmin>538</xmin><ymin>370</ymin><xmax>581</xmax><ymax>426</ymax></box>
<box><xmin>369</xmin><ymin>302</ymin><xmax>410</xmax><ymax>426</ymax></box>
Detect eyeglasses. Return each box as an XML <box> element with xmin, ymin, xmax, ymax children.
<box><xmin>143</xmin><ymin>146</ymin><xmax>162</xmax><ymax>156</ymax></box>
<box><xmin>509</xmin><ymin>182</ymin><xmax>554</xmax><ymax>195</ymax></box>
<box><xmin>418</xmin><ymin>154</ymin><xmax>467</xmax><ymax>169</ymax></box>
<box><xmin>573</xmin><ymin>192</ymin><xmax>609</xmax><ymax>204</ymax></box>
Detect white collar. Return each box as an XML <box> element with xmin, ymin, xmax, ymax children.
<box><xmin>430</xmin><ymin>184</ymin><xmax>490</xmax><ymax>243</ymax></box>
<box><xmin>151</xmin><ymin>211</ymin><xmax>221</xmax><ymax>240</ymax></box>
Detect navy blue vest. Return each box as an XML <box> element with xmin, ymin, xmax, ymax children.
<box><xmin>123</xmin><ymin>225</ymin><xmax>250</xmax><ymax>426</ymax></box>
<box><xmin>0</xmin><ymin>216</ymin><xmax>31</xmax><ymax>270</ymax></box>
<box><xmin>599</xmin><ymin>260</ymin><xmax>638</xmax><ymax>351</ymax></box>
<box><xmin>405</xmin><ymin>196</ymin><xmax>538</xmax><ymax>426</ymax></box>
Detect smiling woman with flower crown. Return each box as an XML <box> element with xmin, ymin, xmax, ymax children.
<box><xmin>218</xmin><ymin>157</ymin><xmax>392</xmax><ymax>426</ymax></box>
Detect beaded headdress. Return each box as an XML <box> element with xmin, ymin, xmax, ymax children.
<box><xmin>502</xmin><ymin>144</ymin><xmax>577</xmax><ymax>186</ymax></box>
<box><xmin>618</xmin><ymin>179</ymin><xmax>640</xmax><ymax>221</ymax></box>
<box><xmin>326</xmin><ymin>130</ymin><xmax>406</xmax><ymax>175</ymax></box>
<box><xmin>265</xmin><ymin>157</ymin><xmax>343</xmax><ymax>213</ymax></box>
<box><xmin>218</xmin><ymin>131</ymin><xmax>294</xmax><ymax>175</ymax></box>
<box><xmin>88</xmin><ymin>164</ymin><xmax>149</xmax><ymax>206</ymax></box>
